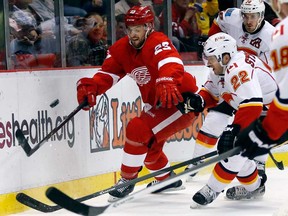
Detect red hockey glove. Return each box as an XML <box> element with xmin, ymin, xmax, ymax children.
<box><xmin>155</xmin><ymin>77</ymin><xmax>183</xmax><ymax>108</ymax></box>
<box><xmin>235</xmin><ymin>119</ymin><xmax>279</xmax><ymax>160</ymax></box>
<box><xmin>77</xmin><ymin>78</ymin><xmax>98</xmax><ymax>111</ymax></box>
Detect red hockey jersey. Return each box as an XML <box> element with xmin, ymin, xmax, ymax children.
<box><xmin>92</xmin><ymin>31</ymin><xmax>198</xmax><ymax>106</ymax></box>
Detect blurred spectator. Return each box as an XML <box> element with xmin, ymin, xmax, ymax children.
<box><xmin>64</xmin><ymin>4</ymin><xmax>87</xmax><ymax>17</ymax></box>
<box><xmin>86</xmin><ymin>13</ymin><xmax>107</xmax><ymax>43</ymax></box>
<box><xmin>28</xmin><ymin>0</ymin><xmax>54</xmax><ymax>24</ymax></box>
<box><xmin>9</xmin><ymin>19</ymin><xmax>57</xmax><ymax>68</ymax></box>
<box><xmin>9</xmin><ymin>0</ymin><xmax>58</xmax><ymax>68</ymax></box>
<box><xmin>11</xmin><ymin>0</ymin><xmax>41</xmax><ymax>26</ymax></box>
<box><xmin>66</xmin><ymin>13</ymin><xmax>108</xmax><ymax>66</ymax></box>
<box><xmin>115</xmin><ymin>0</ymin><xmax>152</xmax><ymax>15</ymax></box>
<box><xmin>115</xmin><ymin>14</ymin><xmax>126</xmax><ymax>40</ymax></box>
<box><xmin>82</xmin><ymin>0</ymin><xmax>106</xmax><ymax>16</ymax></box>
<box><xmin>152</xmin><ymin>0</ymin><xmax>163</xmax><ymax>16</ymax></box>
<box><xmin>32</xmin><ymin>0</ymin><xmax>87</xmax><ymax>17</ymax></box>
<box><xmin>28</xmin><ymin>0</ymin><xmax>82</xmax><ymax>40</ymax></box>
<box><xmin>189</xmin><ymin>0</ymin><xmax>219</xmax><ymax>58</ymax></box>
<box><xmin>102</xmin><ymin>15</ymin><xmax>108</xmax><ymax>40</ymax></box>
<box><xmin>189</xmin><ymin>0</ymin><xmax>218</xmax><ymax>36</ymax></box>
<box><xmin>159</xmin><ymin>0</ymin><xmax>200</xmax><ymax>52</ymax></box>
<box><xmin>264</xmin><ymin>1</ymin><xmax>280</xmax><ymax>26</ymax></box>
<box><xmin>115</xmin><ymin>0</ymin><xmax>160</xmax><ymax>30</ymax></box>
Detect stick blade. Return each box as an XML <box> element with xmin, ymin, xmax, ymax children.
<box><xmin>16</xmin><ymin>129</ymin><xmax>32</xmax><ymax>157</ymax></box>
<box><xmin>46</xmin><ymin>187</ymin><xmax>91</xmax><ymax>215</ymax></box>
<box><xmin>16</xmin><ymin>193</ymin><xmax>61</xmax><ymax>212</ymax></box>
<box><xmin>278</xmin><ymin>162</ymin><xmax>285</xmax><ymax>170</ymax></box>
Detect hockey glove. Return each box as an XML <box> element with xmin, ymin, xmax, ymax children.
<box><xmin>77</xmin><ymin>78</ymin><xmax>98</xmax><ymax>111</ymax></box>
<box><xmin>155</xmin><ymin>77</ymin><xmax>183</xmax><ymax>108</ymax></box>
<box><xmin>176</xmin><ymin>92</ymin><xmax>205</xmax><ymax>114</ymax></box>
<box><xmin>217</xmin><ymin>124</ymin><xmax>241</xmax><ymax>154</ymax></box>
<box><xmin>236</xmin><ymin>119</ymin><xmax>279</xmax><ymax>160</ymax></box>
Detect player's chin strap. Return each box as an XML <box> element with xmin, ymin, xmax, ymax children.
<box><xmin>219</xmin><ymin>60</ymin><xmax>228</xmax><ymax>75</ymax></box>
<box><xmin>250</xmin><ymin>17</ymin><xmax>264</xmax><ymax>33</ymax></box>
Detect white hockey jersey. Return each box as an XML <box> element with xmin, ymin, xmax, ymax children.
<box><xmin>261</xmin><ymin>17</ymin><xmax>288</xmax><ymax>140</ymax></box>
<box><xmin>215</xmin><ymin>8</ymin><xmax>275</xmax><ymax>64</ymax></box>
<box><xmin>203</xmin><ymin>51</ymin><xmax>277</xmax><ymax>111</ymax></box>
<box><xmin>270</xmin><ymin>17</ymin><xmax>288</xmax><ymax>99</ymax></box>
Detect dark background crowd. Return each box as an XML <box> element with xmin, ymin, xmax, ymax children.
<box><xmin>0</xmin><ymin>0</ymin><xmax>278</xmax><ymax>70</ymax></box>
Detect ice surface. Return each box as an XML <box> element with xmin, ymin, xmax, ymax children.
<box><xmin>15</xmin><ymin>167</ymin><xmax>288</xmax><ymax>216</ymax></box>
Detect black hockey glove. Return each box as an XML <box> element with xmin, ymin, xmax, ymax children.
<box><xmin>217</xmin><ymin>124</ymin><xmax>241</xmax><ymax>154</ymax></box>
<box><xmin>235</xmin><ymin>119</ymin><xmax>279</xmax><ymax>160</ymax></box>
<box><xmin>176</xmin><ymin>92</ymin><xmax>205</xmax><ymax>114</ymax></box>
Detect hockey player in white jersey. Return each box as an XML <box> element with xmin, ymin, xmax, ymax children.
<box><xmin>187</xmin><ymin>32</ymin><xmax>277</xmax><ymax>207</ymax></box>
<box><xmin>234</xmin><ymin>0</ymin><xmax>288</xmax><ymax>159</ymax></box>
<box><xmin>185</xmin><ymin>0</ymin><xmax>275</xmax><ymax>182</ymax></box>
<box><xmin>210</xmin><ymin>0</ymin><xmax>275</xmax><ymax>63</ymax></box>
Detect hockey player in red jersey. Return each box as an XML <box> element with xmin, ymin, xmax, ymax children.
<box><xmin>76</xmin><ymin>5</ymin><xmax>204</xmax><ymax>202</ymax></box>
<box><xmin>185</xmin><ymin>0</ymin><xmax>275</xmax><ymax>182</ymax></box>
<box><xmin>188</xmin><ymin>32</ymin><xmax>277</xmax><ymax>207</ymax></box>
<box><xmin>234</xmin><ymin>0</ymin><xmax>288</xmax><ymax>159</ymax></box>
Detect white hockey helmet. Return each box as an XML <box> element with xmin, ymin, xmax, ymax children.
<box><xmin>241</xmin><ymin>0</ymin><xmax>265</xmax><ymax>32</ymax></box>
<box><xmin>203</xmin><ymin>33</ymin><xmax>237</xmax><ymax>64</ymax></box>
<box><xmin>241</xmin><ymin>0</ymin><xmax>266</xmax><ymax>14</ymax></box>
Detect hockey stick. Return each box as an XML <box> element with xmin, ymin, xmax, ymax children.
<box><xmin>269</xmin><ymin>151</ymin><xmax>284</xmax><ymax>170</ymax></box>
<box><xmin>266</xmin><ymin>131</ymin><xmax>288</xmax><ymax>170</ymax></box>
<box><xmin>16</xmin><ymin>193</ymin><xmax>62</xmax><ymax>213</ymax></box>
<box><xmin>16</xmin><ymin>150</ymin><xmax>218</xmax><ymax>212</ymax></box>
<box><xmin>46</xmin><ymin>147</ymin><xmax>241</xmax><ymax>216</ymax></box>
<box><xmin>16</xmin><ymin>100</ymin><xmax>88</xmax><ymax>157</ymax></box>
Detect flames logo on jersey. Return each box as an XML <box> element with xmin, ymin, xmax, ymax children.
<box><xmin>128</xmin><ymin>66</ymin><xmax>151</xmax><ymax>86</ymax></box>
<box><xmin>221</xmin><ymin>92</ymin><xmax>236</xmax><ymax>105</ymax></box>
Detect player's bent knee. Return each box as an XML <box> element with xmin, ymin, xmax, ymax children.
<box><xmin>126</xmin><ymin>117</ymin><xmax>154</xmax><ymax>146</ymax></box>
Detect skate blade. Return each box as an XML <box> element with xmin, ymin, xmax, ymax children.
<box><xmin>186</xmin><ymin>175</ymin><xmax>196</xmax><ymax>183</ymax></box>
<box><xmin>107</xmin><ymin>195</ymin><xmax>121</xmax><ymax>203</ymax></box>
<box><xmin>190</xmin><ymin>200</ymin><xmax>202</xmax><ymax>209</ymax></box>
<box><xmin>224</xmin><ymin>195</ymin><xmax>264</xmax><ymax>201</ymax></box>
<box><xmin>161</xmin><ymin>185</ymin><xmax>186</xmax><ymax>192</ymax></box>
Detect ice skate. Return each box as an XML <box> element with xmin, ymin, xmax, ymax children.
<box><xmin>108</xmin><ymin>178</ymin><xmax>135</xmax><ymax>202</ymax></box>
<box><xmin>185</xmin><ymin>161</ymin><xmax>203</xmax><ymax>182</ymax></box>
<box><xmin>190</xmin><ymin>184</ymin><xmax>221</xmax><ymax>208</ymax></box>
<box><xmin>226</xmin><ymin>184</ymin><xmax>265</xmax><ymax>200</ymax></box>
<box><xmin>146</xmin><ymin>171</ymin><xmax>185</xmax><ymax>193</ymax></box>
<box><xmin>255</xmin><ymin>160</ymin><xmax>267</xmax><ymax>183</ymax></box>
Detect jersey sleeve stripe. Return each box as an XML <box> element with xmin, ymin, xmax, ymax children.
<box><xmin>97</xmin><ymin>70</ymin><xmax>120</xmax><ymax>86</ymax></box>
<box><xmin>239</xmin><ymin>103</ymin><xmax>263</xmax><ymax>109</ymax></box>
<box><xmin>274</xmin><ymin>90</ymin><xmax>288</xmax><ymax>111</ymax></box>
<box><xmin>158</xmin><ymin>57</ymin><xmax>183</xmax><ymax>70</ymax></box>
<box><xmin>238</xmin><ymin>97</ymin><xmax>263</xmax><ymax>108</ymax></box>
